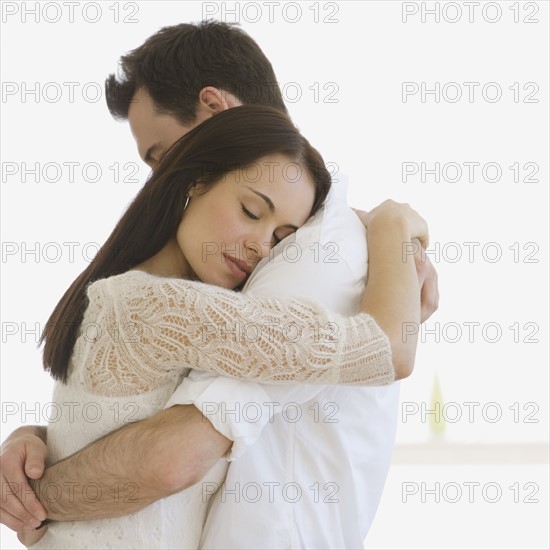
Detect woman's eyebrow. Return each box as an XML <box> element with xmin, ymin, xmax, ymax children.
<box><xmin>245</xmin><ymin>186</ymin><xmax>274</xmax><ymax>213</ymax></box>
<box><xmin>244</xmin><ymin>186</ymin><xmax>299</xmax><ymax>230</ymax></box>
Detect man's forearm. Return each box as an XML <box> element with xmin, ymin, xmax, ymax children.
<box><xmin>30</xmin><ymin>405</ymin><xmax>231</xmax><ymax>521</ymax></box>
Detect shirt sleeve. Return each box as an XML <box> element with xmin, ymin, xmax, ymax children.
<box><xmin>164</xmin><ymin>370</ymin><xmax>327</xmax><ymax>460</ymax></box>
<box><xmin>163</xmin><ymin>185</ymin><xmax>390</xmax><ymax>460</ymax></box>
<box><xmin>107</xmin><ymin>272</ymin><xmax>395</xmax><ymax>386</ymax></box>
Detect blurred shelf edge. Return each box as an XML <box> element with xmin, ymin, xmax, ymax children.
<box><xmin>391</xmin><ymin>443</ymin><xmax>550</xmax><ymax>464</ymax></box>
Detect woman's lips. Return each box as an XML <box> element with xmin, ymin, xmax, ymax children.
<box><xmin>223</xmin><ymin>254</ymin><xmax>252</xmax><ymax>279</ymax></box>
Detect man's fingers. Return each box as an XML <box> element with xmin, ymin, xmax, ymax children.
<box><xmin>419</xmin><ymin>267</ymin><xmax>439</xmax><ymax>323</ymax></box>
<box><xmin>0</xmin><ymin>429</ymin><xmax>49</xmax><ymax>533</ymax></box>
<box><xmin>432</xmin><ymin>270</ymin><xmax>440</xmax><ymax>312</ymax></box>
<box><xmin>23</xmin><ymin>440</ymin><xmax>48</xmax><ymax>518</ymax></box>
<box><xmin>24</xmin><ymin>445</ymin><xmax>46</xmax><ymax>480</ymax></box>
<box><xmin>18</xmin><ymin>524</ymin><xmax>48</xmax><ymax>547</ymax></box>
<box><xmin>0</xmin><ymin>508</ymin><xmax>29</xmax><ymax>533</ymax></box>
<box><xmin>351</xmin><ymin>207</ymin><xmax>369</xmax><ymax>227</ymax></box>
<box><xmin>420</xmin><ymin>282</ymin><xmax>431</xmax><ymax>323</ymax></box>
<box><xmin>20</xmin><ymin>477</ymin><xmax>47</xmax><ymax>523</ymax></box>
<box><xmin>0</xmin><ymin>474</ymin><xmax>45</xmax><ymax>526</ymax></box>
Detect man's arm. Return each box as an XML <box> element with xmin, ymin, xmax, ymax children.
<box><xmin>31</xmin><ymin>404</ymin><xmax>230</xmax><ymax>521</ymax></box>
<box><xmin>1</xmin><ymin>405</ymin><xmax>229</xmax><ymax>530</ymax></box>
<box><xmin>2</xmin><ymin>231</ymin><xmax>437</xmax><ymax>533</ymax></box>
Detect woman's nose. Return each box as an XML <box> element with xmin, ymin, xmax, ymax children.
<box><xmin>244</xmin><ymin>232</ymin><xmax>273</xmax><ymax>262</ymax></box>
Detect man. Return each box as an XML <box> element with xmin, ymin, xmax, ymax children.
<box><xmin>1</xmin><ymin>21</ymin><xmax>437</xmax><ymax>548</ymax></box>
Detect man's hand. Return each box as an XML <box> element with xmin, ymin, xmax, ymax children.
<box><xmin>17</xmin><ymin>524</ymin><xmax>48</xmax><ymax>547</ymax></box>
<box><xmin>1</xmin><ymin>426</ymin><xmax>48</xmax><ymax>532</ymax></box>
<box><xmin>411</xmin><ymin>237</ymin><xmax>439</xmax><ymax>323</ymax></box>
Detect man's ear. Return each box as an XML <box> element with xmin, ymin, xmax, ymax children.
<box><xmin>196</xmin><ymin>87</ymin><xmax>243</xmax><ymax>118</ymax></box>
<box><xmin>197</xmin><ymin>86</ymin><xmax>229</xmax><ymax>116</ymax></box>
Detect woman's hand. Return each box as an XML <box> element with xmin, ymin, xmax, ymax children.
<box><xmin>354</xmin><ymin>203</ymin><xmax>438</xmax><ymax>324</ymax></box>
<box><xmin>354</xmin><ymin>199</ymin><xmax>436</xmax><ymax>379</ymax></box>
<box><xmin>354</xmin><ymin>200</ymin><xmax>429</xmax><ymax>248</ymax></box>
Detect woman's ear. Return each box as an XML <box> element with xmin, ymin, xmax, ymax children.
<box><xmin>188</xmin><ymin>180</ymin><xmax>206</xmax><ymax>197</ymax></box>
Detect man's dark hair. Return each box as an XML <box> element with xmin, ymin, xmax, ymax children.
<box><xmin>105</xmin><ymin>20</ymin><xmax>287</xmax><ymax>122</ymax></box>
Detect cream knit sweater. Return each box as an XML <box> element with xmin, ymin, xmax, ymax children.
<box><xmin>31</xmin><ymin>270</ymin><xmax>394</xmax><ymax>549</ymax></box>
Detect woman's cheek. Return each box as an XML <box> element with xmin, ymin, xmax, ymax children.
<box><xmin>215</xmin><ymin>210</ymin><xmax>242</xmax><ymax>243</ymax></box>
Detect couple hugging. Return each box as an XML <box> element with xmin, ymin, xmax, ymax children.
<box><xmin>1</xmin><ymin>20</ymin><xmax>438</xmax><ymax>550</ymax></box>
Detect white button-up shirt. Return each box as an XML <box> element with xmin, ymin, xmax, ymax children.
<box><xmin>165</xmin><ymin>180</ymin><xmax>400</xmax><ymax>549</ymax></box>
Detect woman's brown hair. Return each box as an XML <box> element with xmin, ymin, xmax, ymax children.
<box><xmin>41</xmin><ymin>105</ymin><xmax>332</xmax><ymax>382</ymax></box>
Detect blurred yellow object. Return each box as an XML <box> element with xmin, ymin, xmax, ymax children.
<box><xmin>430</xmin><ymin>373</ymin><xmax>446</xmax><ymax>438</ymax></box>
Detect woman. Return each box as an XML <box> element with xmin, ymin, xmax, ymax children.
<box><xmin>28</xmin><ymin>106</ymin><xmax>425</xmax><ymax>548</ymax></box>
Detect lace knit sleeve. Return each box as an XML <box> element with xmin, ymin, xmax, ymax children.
<box><xmin>101</xmin><ymin>271</ymin><xmax>394</xmax><ymax>386</ymax></box>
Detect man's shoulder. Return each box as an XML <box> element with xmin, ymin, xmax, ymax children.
<box><xmin>242</xmin><ymin>180</ymin><xmax>368</xmax><ymax>315</ymax></box>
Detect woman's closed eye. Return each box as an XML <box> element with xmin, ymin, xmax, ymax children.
<box><xmin>241</xmin><ymin>204</ymin><xmax>259</xmax><ymax>220</ymax></box>
<box><xmin>241</xmin><ymin>204</ymin><xmax>283</xmax><ymax>245</ymax></box>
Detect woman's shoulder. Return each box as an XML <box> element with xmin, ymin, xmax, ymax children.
<box><xmin>86</xmin><ymin>270</ymin><xmax>213</xmax><ymax>303</ymax></box>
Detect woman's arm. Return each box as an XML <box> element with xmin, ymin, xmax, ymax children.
<box><xmin>100</xmin><ymin>273</ymin><xmax>394</xmax><ymax>390</ymax></box>
<box><xmin>1</xmin><ymin>202</ymin><xmax>428</xmax><ymax>535</ymax></box>
<box><xmin>90</xmin><ymin>201</ymin><xmax>425</xmax><ymax>390</ymax></box>
<box><xmin>359</xmin><ymin>202</ymin><xmax>425</xmax><ymax>379</ymax></box>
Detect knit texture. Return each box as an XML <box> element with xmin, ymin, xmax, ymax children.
<box><xmin>79</xmin><ymin>270</ymin><xmax>394</xmax><ymax>396</ymax></box>
<box><xmin>31</xmin><ymin>269</ymin><xmax>394</xmax><ymax>549</ymax></box>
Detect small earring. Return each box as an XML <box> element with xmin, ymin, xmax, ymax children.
<box><xmin>184</xmin><ymin>194</ymin><xmax>190</xmax><ymax>210</ymax></box>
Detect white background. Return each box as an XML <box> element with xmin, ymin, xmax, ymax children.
<box><xmin>1</xmin><ymin>1</ymin><xmax>548</xmax><ymax>548</ymax></box>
